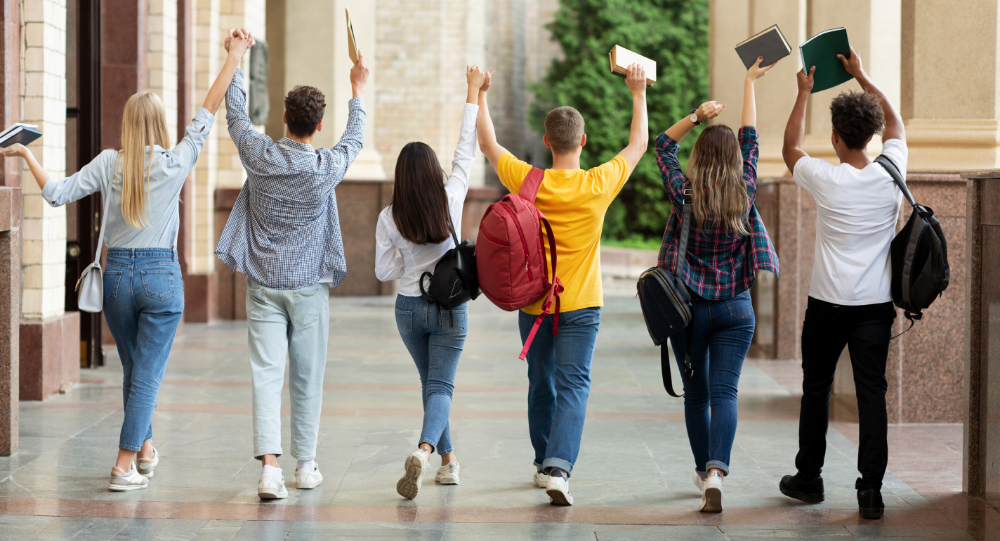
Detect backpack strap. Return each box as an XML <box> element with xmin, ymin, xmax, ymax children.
<box><xmin>875</xmin><ymin>154</ymin><xmax>923</xmax><ymax>312</ymax></box>
<box><xmin>518</xmin><ymin>211</ymin><xmax>563</xmax><ymax>361</ymax></box>
<box><xmin>518</xmin><ymin>167</ymin><xmax>545</xmax><ymax>203</ymax></box>
<box><xmin>874</xmin><ymin>154</ymin><xmax>916</xmax><ymax>209</ymax></box>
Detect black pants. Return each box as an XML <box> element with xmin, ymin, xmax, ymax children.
<box><xmin>795</xmin><ymin>297</ymin><xmax>896</xmax><ymax>491</ymax></box>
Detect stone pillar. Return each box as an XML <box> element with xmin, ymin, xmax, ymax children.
<box><xmin>147</xmin><ymin>0</ymin><xmax>178</xmax><ymax>144</ymax></box>
<box><xmin>19</xmin><ymin>0</ymin><xmax>80</xmax><ymax>401</ymax></box>
<box><xmin>902</xmin><ymin>1</ymin><xmax>1000</xmax><ymax>171</ymax></box>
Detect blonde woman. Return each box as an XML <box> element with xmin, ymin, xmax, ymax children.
<box><xmin>2</xmin><ymin>31</ymin><xmax>254</xmax><ymax>492</ymax></box>
<box><xmin>654</xmin><ymin>57</ymin><xmax>780</xmax><ymax>512</ymax></box>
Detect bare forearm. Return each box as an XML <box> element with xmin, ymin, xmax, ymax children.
<box><xmin>665</xmin><ymin>116</ymin><xmax>696</xmax><ymax>143</ymax></box>
<box><xmin>630</xmin><ymin>93</ymin><xmax>648</xmax><ymax>150</ymax></box>
<box><xmin>477</xmin><ymin>93</ymin><xmax>497</xmax><ymax>145</ymax></box>
<box><xmin>466</xmin><ymin>85</ymin><xmax>479</xmax><ymax>106</ymax></box>
<box><xmin>741</xmin><ymin>78</ymin><xmax>756</xmax><ymax>127</ymax></box>
<box><xmin>784</xmin><ymin>91</ymin><xmax>808</xmax><ymax>150</ymax></box>
<box><xmin>22</xmin><ymin>150</ymin><xmax>50</xmax><ymax>190</ymax></box>
<box><xmin>855</xmin><ymin>69</ymin><xmax>904</xmax><ymax>140</ymax></box>
<box><xmin>203</xmin><ymin>55</ymin><xmax>242</xmax><ymax>113</ymax></box>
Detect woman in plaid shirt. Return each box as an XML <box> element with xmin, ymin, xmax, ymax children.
<box><xmin>654</xmin><ymin>57</ymin><xmax>780</xmax><ymax>513</ymax></box>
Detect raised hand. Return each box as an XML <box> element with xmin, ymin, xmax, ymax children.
<box><xmin>746</xmin><ymin>56</ymin><xmax>780</xmax><ymax>82</ymax></box>
<box><xmin>695</xmin><ymin>101</ymin><xmax>725</xmax><ymax>122</ymax></box>
<box><xmin>227</xmin><ymin>28</ymin><xmax>254</xmax><ymax>60</ymax></box>
<box><xmin>480</xmin><ymin>70</ymin><xmax>495</xmax><ymax>93</ymax></box>
<box><xmin>625</xmin><ymin>63</ymin><xmax>647</xmax><ymax>95</ymax></box>
<box><xmin>797</xmin><ymin>66</ymin><xmax>816</xmax><ymax>93</ymax></box>
<box><xmin>467</xmin><ymin>65</ymin><xmax>486</xmax><ymax>90</ymax></box>
<box><xmin>837</xmin><ymin>46</ymin><xmax>864</xmax><ymax>79</ymax></box>
<box><xmin>351</xmin><ymin>51</ymin><xmax>370</xmax><ymax>97</ymax></box>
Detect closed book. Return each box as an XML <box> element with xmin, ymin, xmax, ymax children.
<box><xmin>0</xmin><ymin>123</ymin><xmax>41</xmax><ymax>148</ymax></box>
<box><xmin>800</xmin><ymin>27</ymin><xmax>853</xmax><ymax>93</ymax></box>
<box><xmin>346</xmin><ymin>8</ymin><xmax>359</xmax><ymax>64</ymax></box>
<box><xmin>735</xmin><ymin>24</ymin><xmax>791</xmax><ymax>69</ymax></box>
<box><xmin>607</xmin><ymin>45</ymin><xmax>656</xmax><ymax>86</ymax></box>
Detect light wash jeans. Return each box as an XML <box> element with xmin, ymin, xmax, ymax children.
<box><xmin>394</xmin><ymin>295</ymin><xmax>468</xmax><ymax>455</ymax></box>
<box><xmin>103</xmin><ymin>248</ymin><xmax>184</xmax><ymax>452</ymax></box>
<box><xmin>246</xmin><ymin>277</ymin><xmax>330</xmax><ymax>460</ymax></box>
<box><xmin>519</xmin><ymin>307</ymin><xmax>601</xmax><ymax>478</ymax></box>
<box><xmin>668</xmin><ymin>289</ymin><xmax>755</xmax><ymax>477</ymax></box>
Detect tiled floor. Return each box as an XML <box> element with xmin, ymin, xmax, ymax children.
<box><xmin>0</xmin><ymin>296</ymin><xmax>994</xmax><ymax>540</ymax></box>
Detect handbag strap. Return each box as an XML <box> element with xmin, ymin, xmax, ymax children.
<box><xmin>93</xmin><ymin>180</ymin><xmax>113</xmax><ymax>264</ymax></box>
<box><xmin>674</xmin><ymin>189</ymin><xmax>693</xmax><ymax>281</ymax></box>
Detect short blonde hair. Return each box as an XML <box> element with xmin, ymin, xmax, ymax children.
<box><xmin>544</xmin><ymin>106</ymin><xmax>585</xmax><ymax>154</ymax></box>
<box><xmin>118</xmin><ymin>91</ymin><xmax>171</xmax><ymax>229</ymax></box>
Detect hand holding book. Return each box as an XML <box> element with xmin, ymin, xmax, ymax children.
<box><xmin>745</xmin><ymin>56</ymin><xmax>780</xmax><ymax>82</ymax></box>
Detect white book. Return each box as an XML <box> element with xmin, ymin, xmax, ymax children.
<box><xmin>608</xmin><ymin>45</ymin><xmax>656</xmax><ymax>86</ymax></box>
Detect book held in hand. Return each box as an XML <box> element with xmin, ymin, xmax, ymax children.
<box><xmin>346</xmin><ymin>8</ymin><xmax>359</xmax><ymax>64</ymax></box>
<box><xmin>800</xmin><ymin>28</ymin><xmax>853</xmax><ymax>93</ymax></box>
<box><xmin>608</xmin><ymin>45</ymin><xmax>656</xmax><ymax>86</ymax></box>
<box><xmin>735</xmin><ymin>24</ymin><xmax>791</xmax><ymax>69</ymax></box>
<box><xmin>0</xmin><ymin>123</ymin><xmax>42</xmax><ymax>148</ymax></box>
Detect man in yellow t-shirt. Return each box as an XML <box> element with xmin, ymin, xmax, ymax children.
<box><xmin>476</xmin><ymin>64</ymin><xmax>649</xmax><ymax>506</ymax></box>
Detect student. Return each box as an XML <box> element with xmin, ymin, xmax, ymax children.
<box><xmin>375</xmin><ymin>66</ymin><xmax>485</xmax><ymax>500</ymax></box>
<box><xmin>778</xmin><ymin>47</ymin><xmax>905</xmax><ymax>520</ymax></box>
<box><xmin>476</xmin><ymin>64</ymin><xmax>648</xmax><ymax>506</ymax></box>
<box><xmin>656</xmin><ymin>57</ymin><xmax>780</xmax><ymax>513</ymax></box>
<box><xmin>1</xmin><ymin>31</ymin><xmax>253</xmax><ymax>492</ymax></box>
<box><xmin>214</xmin><ymin>29</ymin><xmax>369</xmax><ymax>500</ymax></box>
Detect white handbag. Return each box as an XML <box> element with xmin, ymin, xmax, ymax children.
<box><xmin>75</xmin><ymin>187</ymin><xmax>112</xmax><ymax>313</ymax></box>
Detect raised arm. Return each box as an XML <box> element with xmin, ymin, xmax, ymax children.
<box><xmin>206</xmin><ymin>29</ymin><xmax>253</xmax><ymax>114</ymax></box>
<box><xmin>838</xmin><ymin>46</ymin><xmax>904</xmax><ymax>142</ymax></box>
<box><xmin>476</xmin><ymin>71</ymin><xmax>508</xmax><ymax>171</ymax></box>
<box><xmin>782</xmin><ymin>66</ymin><xmax>815</xmax><ymax>173</ymax></box>
<box><xmin>616</xmin><ymin>63</ymin><xmax>648</xmax><ymax>172</ymax></box>
<box><xmin>445</xmin><ymin>66</ymin><xmax>485</xmax><ymax>199</ymax></box>
<box><xmin>2</xmin><ymin>143</ymin><xmax>50</xmax><ymax>191</ymax></box>
<box><xmin>742</xmin><ymin>57</ymin><xmax>780</xmax><ymax>127</ymax></box>
<box><xmin>319</xmin><ymin>51</ymin><xmax>369</xmax><ymax>182</ymax></box>
<box><xmin>665</xmin><ymin>101</ymin><xmax>724</xmax><ymax>143</ymax></box>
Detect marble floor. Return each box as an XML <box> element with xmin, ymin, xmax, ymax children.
<box><xmin>0</xmin><ymin>296</ymin><xmax>994</xmax><ymax>540</ymax></box>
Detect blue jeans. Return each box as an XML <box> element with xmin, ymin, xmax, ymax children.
<box><xmin>103</xmin><ymin>248</ymin><xmax>184</xmax><ymax>452</ymax></box>
<box><xmin>395</xmin><ymin>295</ymin><xmax>468</xmax><ymax>455</ymax></box>
<box><xmin>669</xmin><ymin>289</ymin><xmax>754</xmax><ymax>476</ymax></box>
<box><xmin>246</xmin><ymin>278</ymin><xmax>330</xmax><ymax>460</ymax></box>
<box><xmin>519</xmin><ymin>307</ymin><xmax>601</xmax><ymax>477</ymax></box>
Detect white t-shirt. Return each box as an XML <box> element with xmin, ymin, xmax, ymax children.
<box><xmin>374</xmin><ymin>103</ymin><xmax>478</xmax><ymax>297</ymax></box>
<box><xmin>793</xmin><ymin>138</ymin><xmax>908</xmax><ymax>305</ymax></box>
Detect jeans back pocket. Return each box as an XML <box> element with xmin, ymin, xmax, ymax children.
<box><xmin>726</xmin><ymin>291</ymin><xmax>753</xmax><ymax>319</ymax></box>
<box><xmin>140</xmin><ymin>270</ymin><xmax>176</xmax><ymax>301</ymax></box>
<box><xmin>103</xmin><ymin>270</ymin><xmax>123</xmax><ymax>303</ymax></box>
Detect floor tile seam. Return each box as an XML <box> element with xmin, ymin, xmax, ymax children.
<box><xmin>6</xmin><ymin>408</ymin><xmax>122</xmax><ymax>479</ymax></box>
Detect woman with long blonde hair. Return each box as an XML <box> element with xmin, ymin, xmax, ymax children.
<box><xmin>653</xmin><ymin>57</ymin><xmax>780</xmax><ymax>513</ymax></box>
<box><xmin>2</xmin><ymin>30</ymin><xmax>255</xmax><ymax>492</ymax></box>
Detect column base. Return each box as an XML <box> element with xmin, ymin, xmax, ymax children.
<box><xmin>184</xmin><ymin>273</ymin><xmax>217</xmax><ymax>323</ymax></box>
<box><xmin>19</xmin><ymin>312</ymin><xmax>80</xmax><ymax>401</ymax></box>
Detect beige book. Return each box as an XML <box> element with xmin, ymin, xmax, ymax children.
<box><xmin>608</xmin><ymin>45</ymin><xmax>656</xmax><ymax>86</ymax></box>
<box><xmin>346</xmin><ymin>8</ymin><xmax>359</xmax><ymax>64</ymax></box>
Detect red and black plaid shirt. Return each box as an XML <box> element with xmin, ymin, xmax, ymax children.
<box><xmin>655</xmin><ymin>126</ymin><xmax>779</xmax><ymax>301</ymax></box>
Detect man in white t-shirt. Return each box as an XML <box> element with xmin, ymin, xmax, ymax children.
<box><xmin>776</xmin><ymin>47</ymin><xmax>906</xmax><ymax>521</ymax></box>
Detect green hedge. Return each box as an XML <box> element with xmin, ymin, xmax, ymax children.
<box><xmin>531</xmin><ymin>0</ymin><xmax>709</xmax><ymax>241</ymax></box>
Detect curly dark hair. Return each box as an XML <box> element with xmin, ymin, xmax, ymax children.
<box><xmin>284</xmin><ymin>85</ymin><xmax>326</xmax><ymax>137</ymax></box>
<box><xmin>830</xmin><ymin>91</ymin><xmax>885</xmax><ymax>150</ymax></box>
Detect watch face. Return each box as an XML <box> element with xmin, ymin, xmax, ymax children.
<box><xmin>690</xmin><ymin>114</ymin><xmax>699</xmax><ymax>123</ymax></box>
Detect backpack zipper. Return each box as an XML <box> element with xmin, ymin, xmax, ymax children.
<box><xmin>496</xmin><ymin>201</ymin><xmax>534</xmax><ymax>281</ymax></box>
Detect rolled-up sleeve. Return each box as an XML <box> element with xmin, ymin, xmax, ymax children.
<box><xmin>173</xmin><ymin>108</ymin><xmax>216</xmax><ymax>171</ymax></box>
<box><xmin>655</xmin><ymin>132</ymin><xmax>687</xmax><ymax>206</ymax></box>
<box><xmin>375</xmin><ymin>210</ymin><xmax>404</xmax><ymax>282</ymax></box>
<box><xmin>41</xmin><ymin>149</ymin><xmax>115</xmax><ymax>207</ymax></box>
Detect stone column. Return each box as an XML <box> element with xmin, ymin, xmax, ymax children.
<box><xmin>0</xmin><ymin>0</ymin><xmax>21</xmax><ymax>456</ymax></box>
<box><xmin>190</xmin><ymin>0</ymin><xmax>219</xmax><ymax>286</ymax></box>
<box><xmin>19</xmin><ymin>0</ymin><xmax>80</xmax><ymax>401</ymax></box>
<box><xmin>147</xmin><ymin>0</ymin><xmax>178</xmax><ymax>144</ymax></box>
<box><xmin>902</xmin><ymin>1</ymin><xmax>1000</xmax><ymax>171</ymax></box>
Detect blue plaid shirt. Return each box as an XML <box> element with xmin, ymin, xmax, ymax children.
<box><xmin>215</xmin><ymin>69</ymin><xmax>366</xmax><ymax>290</ymax></box>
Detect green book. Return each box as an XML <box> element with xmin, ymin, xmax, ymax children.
<box><xmin>799</xmin><ymin>28</ymin><xmax>853</xmax><ymax>93</ymax></box>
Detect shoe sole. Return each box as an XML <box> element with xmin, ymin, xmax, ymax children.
<box><xmin>108</xmin><ymin>483</ymin><xmax>146</xmax><ymax>492</ymax></box>
<box><xmin>258</xmin><ymin>489</ymin><xmax>288</xmax><ymax>499</ymax></box>
<box><xmin>436</xmin><ymin>475</ymin><xmax>459</xmax><ymax>485</ymax></box>
<box><xmin>779</xmin><ymin>483</ymin><xmax>825</xmax><ymax>504</ymax></box>
<box><xmin>546</xmin><ymin>487</ymin><xmax>573</xmax><ymax>506</ymax></box>
<box><xmin>701</xmin><ymin>487</ymin><xmax>722</xmax><ymax>513</ymax></box>
<box><xmin>860</xmin><ymin>508</ymin><xmax>884</xmax><ymax>520</ymax></box>
<box><xmin>396</xmin><ymin>455</ymin><xmax>424</xmax><ymax>500</ymax></box>
<box><xmin>297</xmin><ymin>479</ymin><xmax>322</xmax><ymax>489</ymax></box>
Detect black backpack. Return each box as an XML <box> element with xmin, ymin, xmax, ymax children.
<box><xmin>419</xmin><ymin>215</ymin><xmax>480</xmax><ymax>325</ymax></box>
<box><xmin>874</xmin><ymin>154</ymin><xmax>950</xmax><ymax>328</ymax></box>
<box><xmin>636</xmin><ymin>191</ymin><xmax>694</xmax><ymax>397</ymax></box>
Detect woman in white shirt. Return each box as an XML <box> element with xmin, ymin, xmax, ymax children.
<box><xmin>376</xmin><ymin>66</ymin><xmax>485</xmax><ymax>500</ymax></box>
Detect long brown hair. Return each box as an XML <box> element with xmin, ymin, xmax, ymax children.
<box><xmin>391</xmin><ymin>142</ymin><xmax>452</xmax><ymax>245</ymax></box>
<box><xmin>687</xmin><ymin>125</ymin><xmax>750</xmax><ymax>236</ymax></box>
<box><xmin>118</xmin><ymin>91</ymin><xmax>171</xmax><ymax>228</ymax></box>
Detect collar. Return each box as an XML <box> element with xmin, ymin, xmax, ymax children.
<box><xmin>278</xmin><ymin>138</ymin><xmax>316</xmax><ymax>155</ymax></box>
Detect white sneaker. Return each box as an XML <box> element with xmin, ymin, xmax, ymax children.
<box><xmin>295</xmin><ymin>463</ymin><xmax>323</xmax><ymax>489</ymax></box>
<box><xmin>546</xmin><ymin>474</ymin><xmax>574</xmax><ymax>506</ymax></box>
<box><xmin>692</xmin><ymin>470</ymin><xmax>706</xmax><ymax>491</ymax></box>
<box><xmin>258</xmin><ymin>471</ymin><xmax>288</xmax><ymax>499</ymax></box>
<box><xmin>396</xmin><ymin>450</ymin><xmax>428</xmax><ymax>500</ymax></box>
<box><xmin>435</xmin><ymin>462</ymin><xmax>460</xmax><ymax>485</ymax></box>
<box><xmin>700</xmin><ymin>471</ymin><xmax>723</xmax><ymax>513</ymax></box>
<box><xmin>533</xmin><ymin>471</ymin><xmax>550</xmax><ymax>488</ymax></box>
<box><xmin>108</xmin><ymin>465</ymin><xmax>148</xmax><ymax>491</ymax></box>
<box><xmin>136</xmin><ymin>446</ymin><xmax>159</xmax><ymax>478</ymax></box>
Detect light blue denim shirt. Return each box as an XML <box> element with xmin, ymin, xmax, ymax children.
<box><xmin>42</xmin><ymin>107</ymin><xmax>215</xmax><ymax>249</ymax></box>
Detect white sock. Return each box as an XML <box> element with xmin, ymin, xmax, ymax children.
<box><xmin>262</xmin><ymin>464</ymin><xmax>282</xmax><ymax>480</ymax></box>
<box><xmin>296</xmin><ymin>459</ymin><xmax>316</xmax><ymax>471</ymax></box>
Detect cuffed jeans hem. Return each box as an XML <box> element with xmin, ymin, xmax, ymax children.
<box><xmin>542</xmin><ymin>458</ymin><xmax>574</xmax><ymax>478</ymax></box>
<box><xmin>255</xmin><ymin>449</ymin><xmax>283</xmax><ymax>460</ymax></box>
<box><xmin>418</xmin><ymin>440</ymin><xmax>453</xmax><ymax>456</ymax></box>
<box><xmin>119</xmin><ymin>444</ymin><xmax>142</xmax><ymax>452</ymax></box>
<box><xmin>855</xmin><ymin>477</ymin><xmax>883</xmax><ymax>491</ymax></box>
<box><xmin>705</xmin><ymin>460</ymin><xmax>730</xmax><ymax>476</ymax></box>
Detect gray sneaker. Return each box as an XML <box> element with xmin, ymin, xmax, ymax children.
<box><xmin>109</xmin><ymin>465</ymin><xmax>149</xmax><ymax>491</ymax></box>
<box><xmin>136</xmin><ymin>446</ymin><xmax>159</xmax><ymax>478</ymax></box>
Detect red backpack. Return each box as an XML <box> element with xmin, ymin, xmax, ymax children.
<box><xmin>476</xmin><ymin>167</ymin><xmax>563</xmax><ymax>360</ymax></box>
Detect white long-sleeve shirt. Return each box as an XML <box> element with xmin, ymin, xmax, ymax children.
<box><xmin>375</xmin><ymin>103</ymin><xmax>478</xmax><ymax>297</ymax></box>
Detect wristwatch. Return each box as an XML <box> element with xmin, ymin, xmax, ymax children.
<box><xmin>689</xmin><ymin>109</ymin><xmax>702</xmax><ymax>126</ymax></box>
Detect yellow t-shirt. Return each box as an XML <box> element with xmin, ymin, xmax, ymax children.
<box><xmin>495</xmin><ymin>152</ymin><xmax>632</xmax><ymax>315</ymax></box>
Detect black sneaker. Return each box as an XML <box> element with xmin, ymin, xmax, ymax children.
<box><xmin>779</xmin><ymin>473</ymin><xmax>825</xmax><ymax>504</ymax></box>
<box><xmin>858</xmin><ymin>489</ymin><xmax>884</xmax><ymax>519</ymax></box>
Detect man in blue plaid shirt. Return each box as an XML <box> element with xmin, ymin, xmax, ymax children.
<box><xmin>215</xmin><ymin>28</ymin><xmax>369</xmax><ymax>500</ymax></box>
